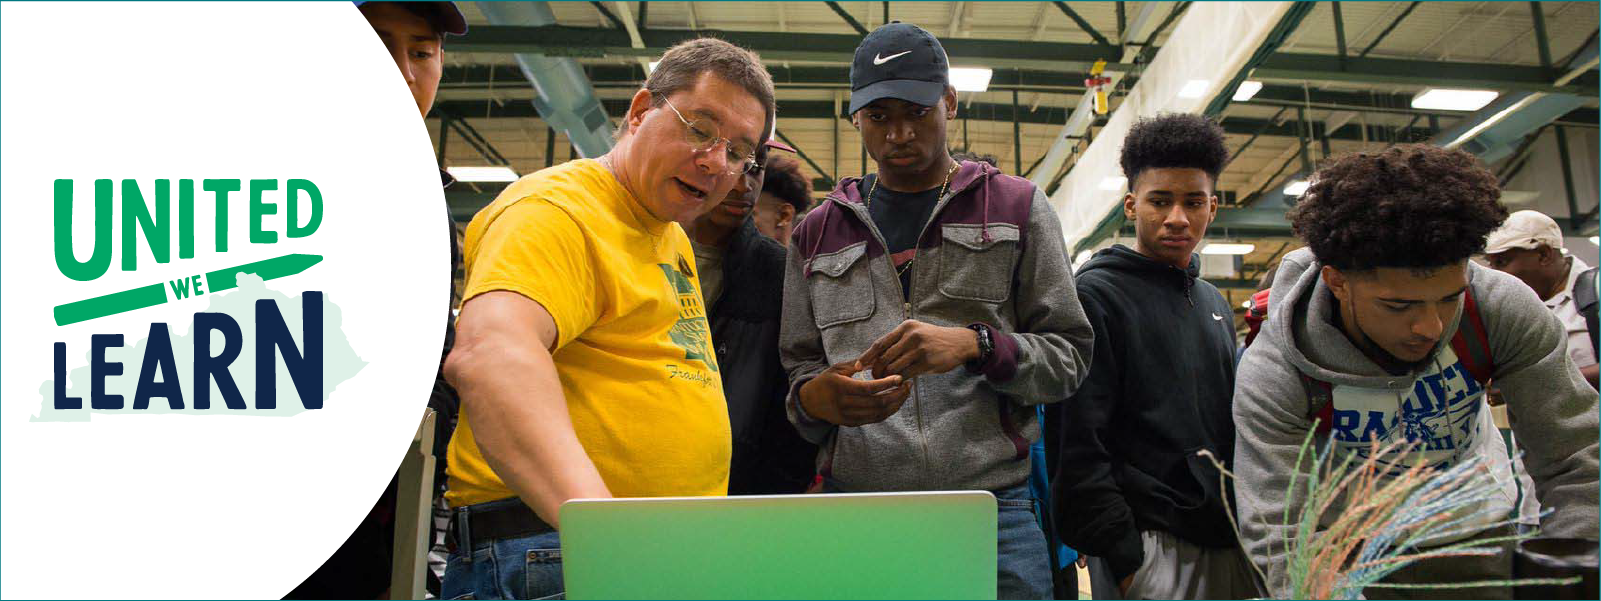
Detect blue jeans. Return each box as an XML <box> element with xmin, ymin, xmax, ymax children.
<box><xmin>994</xmin><ymin>484</ymin><xmax>1055</xmax><ymax>600</ymax></box>
<box><xmin>441</xmin><ymin>499</ymin><xmax>564</xmax><ymax>600</ymax></box>
<box><xmin>824</xmin><ymin>481</ymin><xmax>1053</xmax><ymax>600</ymax></box>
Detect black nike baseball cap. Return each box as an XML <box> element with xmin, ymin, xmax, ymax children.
<box><xmin>848</xmin><ymin>22</ymin><xmax>951</xmax><ymax>115</ymax></box>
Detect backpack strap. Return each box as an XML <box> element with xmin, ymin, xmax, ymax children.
<box><xmin>1299</xmin><ymin>373</ymin><xmax>1335</xmax><ymax>434</ymax></box>
<box><xmin>1449</xmin><ymin>287</ymin><xmax>1496</xmax><ymax>386</ymax></box>
<box><xmin>1243</xmin><ymin>288</ymin><xmax>1272</xmax><ymax>347</ymax></box>
<box><xmin>1574</xmin><ymin>267</ymin><xmax>1598</xmax><ymax>358</ymax></box>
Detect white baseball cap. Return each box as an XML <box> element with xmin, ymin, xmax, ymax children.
<box><xmin>1484</xmin><ymin>210</ymin><xmax>1565</xmax><ymax>255</ymax></box>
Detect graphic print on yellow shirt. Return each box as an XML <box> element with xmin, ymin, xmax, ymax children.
<box><xmin>662</xmin><ymin>259</ymin><xmax>718</xmax><ymax>373</ymax></box>
<box><xmin>444</xmin><ymin>159</ymin><xmax>731</xmax><ymax>508</ymax></box>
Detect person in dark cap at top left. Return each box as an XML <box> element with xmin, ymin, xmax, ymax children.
<box><xmin>284</xmin><ymin>3</ymin><xmax>467</xmax><ymax>598</ymax></box>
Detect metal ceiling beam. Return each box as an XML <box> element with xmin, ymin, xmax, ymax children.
<box><xmin>433</xmin><ymin>96</ymin><xmax>1437</xmax><ymax>142</ymax></box>
<box><xmin>447</xmin><ymin>25</ymin><xmax>1133</xmax><ymax>74</ymax></box>
<box><xmin>1203</xmin><ymin>2</ymin><xmax>1316</xmax><ymax>117</ymax></box>
<box><xmin>1332</xmin><ymin>1</ymin><xmax>1347</xmax><ymax>64</ymax></box>
<box><xmin>1358</xmin><ymin>1</ymin><xmax>1420</xmax><ymax>58</ymax></box>
<box><xmin>1166</xmin><ymin>200</ymin><xmax>1601</xmax><ymax>239</ymax></box>
<box><xmin>823</xmin><ymin>1</ymin><xmax>870</xmax><ymax>36</ymax></box>
<box><xmin>475</xmin><ymin>2</ymin><xmax>615</xmax><ymax>158</ymax></box>
<box><xmin>589</xmin><ymin>1</ymin><xmax>626</xmax><ymax>30</ymax></box>
<box><xmin>1052</xmin><ymin>2</ymin><xmax>1115</xmax><ymax>49</ymax></box>
<box><xmin>1254</xmin><ymin>52</ymin><xmax>1598</xmax><ymax>95</ymax></box>
<box><xmin>1026</xmin><ymin>1</ymin><xmax>1172</xmax><ymax>190</ymax></box>
<box><xmin>1531</xmin><ymin>2</ymin><xmax>1553</xmax><ymax>69</ymax></box>
<box><xmin>444</xmin><ymin>63</ymin><xmax>1089</xmax><ymax>91</ymax></box>
<box><xmin>1434</xmin><ymin>34</ymin><xmax>1598</xmax><ymax>162</ymax></box>
<box><xmin>1237</xmin><ymin>85</ymin><xmax>1453</xmax><ymax>117</ymax></box>
<box><xmin>436</xmin><ymin>97</ymin><xmax>1077</xmax><ymax>125</ymax></box>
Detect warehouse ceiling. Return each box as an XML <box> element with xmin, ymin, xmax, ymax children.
<box><xmin>428</xmin><ymin>1</ymin><xmax>1599</xmax><ymax>305</ymax></box>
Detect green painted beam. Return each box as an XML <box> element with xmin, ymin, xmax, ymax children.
<box><xmin>1052</xmin><ymin>1</ymin><xmax>1116</xmax><ymax>49</ymax></box>
<box><xmin>446</xmin><ymin>24</ymin><xmax>1130</xmax><ymax>73</ymax></box>
<box><xmin>824</xmin><ymin>1</ymin><xmax>870</xmax><ymax>36</ymax></box>
<box><xmin>1255</xmin><ymin>52</ymin><xmax>1598</xmax><ymax>96</ymax></box>
<box><xmin>1358</xmin><ymin>1</ymin><xmax>1420</xmax><ymax>58</ymax></box>
<box><xmin>443</xmin><ymin>63</ymin><xmax>1090</xmax><ymax>91</ymax></box>
<box><xmin>433</xmin><ymin>98</ymin><xmax>1078</xmax><ymax>125</ymax></box>
<box><xmin>433</xmin><ymin>98</ymin><xmax>1434</xmax><ymax>142</ymax></box>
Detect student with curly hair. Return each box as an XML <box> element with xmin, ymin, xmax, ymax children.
<box><xmin>1051</xmin><ymin>113</ymin><xmax>1263</xmax><ymax>600</ymax></box>
<box><xmin>751</xmin><ymin>154</ymin><xmax>812</xmax><ymax>245</ymax></box>
<box><xmin>1233</xmin><ymin>144</ymin><xmax>1599</xmax><ymax>599</ymax></box>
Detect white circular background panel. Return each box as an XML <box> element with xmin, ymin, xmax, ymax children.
<box><xmin>1</xmin><ymin>3</ymin><xmax>448</xmax><ymax>598</ymax></box>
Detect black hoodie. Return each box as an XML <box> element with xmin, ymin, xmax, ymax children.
<box><xmin>1047</xmin><ymin>244</ymin><xmax>1241</xmax><ymax>581</ymax></box>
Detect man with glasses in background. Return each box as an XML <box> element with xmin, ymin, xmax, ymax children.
<box><xmin>440</xmin><ymin>38</ymin><xmax>776</xmax><ymax>600</ymax></box>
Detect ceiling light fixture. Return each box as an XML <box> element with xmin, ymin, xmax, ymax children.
<box><xmin>447</xmin><ymin>166</ymin><xmax>520</xmax><ymax>183</ymax></box>
<box><xmin>949</xmin><ymin>68</ymin><xmax>993</xmax><ymax>92</ymax></box>
<box><xmin>1200</xmin><ymin>243</ymin><xmax>1256</xmax><ymax>255</ymax></box>
<box><xmin>1232</xmin><ymin>81</ymin><xmax>1263</xmax><ymax>102</ymax></box>
<box><xmin>1283</xmin><ymin>180</ymin><xmax>1310</xmax><ymax>196</ymax></box>
<box><xmin>1411</xmin><ymin>88</ymin><xmax>1499</xmax><ymax>111</ymax></box>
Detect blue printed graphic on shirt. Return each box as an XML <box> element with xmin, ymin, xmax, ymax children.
<box><xmin>1324</xmin><ymin>347</ymin><xmax>1486</xmax><ymax>473</ymax></box>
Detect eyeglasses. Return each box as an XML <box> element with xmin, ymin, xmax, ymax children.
<box><xmin>658</xmin><ymin>96</ymin><xmax>760</xmax><ymax>177</ymax></box>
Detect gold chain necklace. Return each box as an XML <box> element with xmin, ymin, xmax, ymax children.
<box><xmin>867</xmin><ymin>161</ymin><xmax>960</xmax><ymax>277</ymax></box>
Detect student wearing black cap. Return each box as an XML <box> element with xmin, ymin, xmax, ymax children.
<box><xmin>285</xmin><ymin>3</ymin><xmax>467</xmax><ymax>598</ymax></box>
<box><xmin>779</xmin><ymin>22</ymin><xmax>1094</xmax><ymax>600</ymax></box>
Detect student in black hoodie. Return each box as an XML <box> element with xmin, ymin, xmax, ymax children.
<box><xmin>1051</xmin><ymin>114</ymin><xmax>1262</xmax><ymax>599</ymax></box>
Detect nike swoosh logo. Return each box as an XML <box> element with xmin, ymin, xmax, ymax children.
<box><xmin>1212</xmin><ymin>313</ymin><xmax>1224</xmax><ymax>321</ymax></box>
<box><xmin>874</xmin><ymin>50</ymin><xmax>913</xmax><ymax>65</ymax></box>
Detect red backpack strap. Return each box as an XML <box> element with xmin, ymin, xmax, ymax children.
<box><xmin>1244</xmin><ymin>288</ymin><xmax>1272</xmax><ymax>347</ymax></box>
<box><xmin>1298</xmin><ymin>373</ymin><xmax>1335</xmax><ymax>434</ymax></box>
<box><xmin>1449</xmin><ymin>287</ymin><xmax>1496</xmax><ymax>386</ymax></box>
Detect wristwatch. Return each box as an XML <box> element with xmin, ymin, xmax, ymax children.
<box><xmin>966</xmin><ymin>323</ymin><xmax>994</xmax><ymax>369</ymax></box>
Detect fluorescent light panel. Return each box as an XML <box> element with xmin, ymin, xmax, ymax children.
<box><xmin>1178</xmin><ymin>79</ymin><xmax>1209</xmax><ymax>99</ymax></box>
<box><xmin>448</xmin><ymin>166</ymin><xmax>519</xmax><ymax>183</ymax></box>
<box><xmin>1411</xmin><ymin>88</ymin><xmax>1499</xmax><ymax>111</ymax></box>
<box><xmin>1201</xmin><ymin>243</ymin><xmax>1256</xmax><ymax>255</ymax></box>
<box><xmin>949</xmin><ymin>67</ymin><xmax>993</xmax><ymax>92</ymax></box>
<box><xmin>1232</xmin><ymin>80</ymin><xmax>1263</xmax><ymax>102</ymax></box>
<box><xmin>1283</xmin><ymin>180</ymin><xmax>1309</xmax><ymax>196</ymax></box>
<box><xmin>648</xmin><ymin>61</ymin><xmax>659</xmax><ymax>73</ymax></box>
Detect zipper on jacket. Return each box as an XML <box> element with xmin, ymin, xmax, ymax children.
<box><xmin>830</xmin><ymin>174</ymin><xmax>982</xmax><ymax>491</ymax></box>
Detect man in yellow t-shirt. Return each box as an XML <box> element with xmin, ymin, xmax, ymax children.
<box><xmin>438</xmin><ymin>38</ymin><xmax>776</xmax><ymax>601</ymax></box>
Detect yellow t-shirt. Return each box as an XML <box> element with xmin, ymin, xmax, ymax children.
<box><xmin>445</xmin><ymin>158</ymin><xmax>731</xmax><ymax>507</ymax></box>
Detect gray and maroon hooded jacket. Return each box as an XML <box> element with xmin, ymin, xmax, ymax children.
<box><xmin>778</xmin><ymin>160</ymin><xmax>1095</xmax><ymax>493</ymax></box>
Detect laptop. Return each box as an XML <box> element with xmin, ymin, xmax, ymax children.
<box><xmin>559</xmin><ymin>491</ymin><xmax>997</xmax><ymax>600</ymax></box>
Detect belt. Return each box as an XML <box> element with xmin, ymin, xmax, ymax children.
<box><xmin>446</xmin><ymin>499</ymin><xmax>555</xmax><ymax>555</ymax></box>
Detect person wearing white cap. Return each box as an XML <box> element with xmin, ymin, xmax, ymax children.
<box><xmin>1484</xmin><ymin>210</ymin><xmax>1598</xmax><ymax>388</ymax></box>
<box><xmin>1482</xmin><ymin>210</ymin><xmax>1599</xmax><ymax>534</ymax></box>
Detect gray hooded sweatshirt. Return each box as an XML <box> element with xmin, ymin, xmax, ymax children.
<box><xmin>1234</xmin><ymin>248</ymin><xmax>1599</xmax><ymax>597</ymax></box>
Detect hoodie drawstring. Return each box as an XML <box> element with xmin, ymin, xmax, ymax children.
<box><xmin>979</xmin><ymin>167</ymin><xmax>993</xmax><ymax>244</ymax></box>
